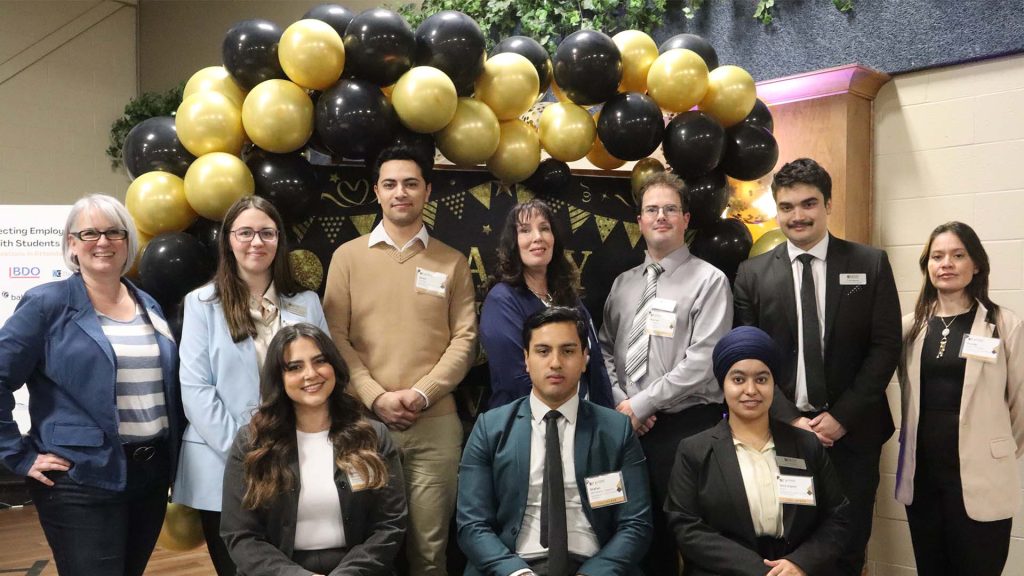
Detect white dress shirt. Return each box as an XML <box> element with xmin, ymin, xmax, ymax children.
<box><xmin>733</xmin><ymin>436</ymin><xmax>784</xmax><ymax>537</ymax></box>
<box><xmin>787</xmin><ymin>236</ymin><xmax>828</xmax><ymax>412</ymax></box>
<box><xmin>294</xmin><ymin>430</ymin><xmax>346</xmax><ymax>550</ymax></box>
<box><xmin>368</xmin><ymin>221</ymin><xmax>430</xmax><ymax>251</ymax></box>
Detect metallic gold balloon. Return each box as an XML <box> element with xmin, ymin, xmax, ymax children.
<box><xmin>613</xmin><ymin>30</ymin><xmax>658</xmax><ymax>94</ymax></box>
<box><xmin>487</xmin><ymin>119</ymin><xmax>541</xmax><ymax>184</ymax></box>
<box><xmin>392</xmin><ymin>66</ymin><xmax>458</xmax><ymax>134</ymax></box>
<box><xmin>699</xmin><ymin>65</ymin><xmax>757</xmax><ymax>128</ymax></box>
<box><xmin>289</xmin><ymin>249</ymin><xmax>324</xmax><ymax>291</ymax></box>
<box><xmin>183</xmin><ymin>66</ymin><xmax>246</xmax><ymax>108</ymax></box>
<box><xmin>184</xmin><ymin>152</ymin><xmax>255</xmax><ymax>221</ymax></box>
<box><xmin>176</xmin><ymin>91</ymin><xmax>244</xmax><ymax>157</ymax></box>
<box><xmin>474</xmin><ymin>52</ymin><xmax>539</xmax><ymax>120</ymax></box>
<box><xmin>538</xmin><ymin>102</ymin><xmax>595</xmax><ymax>162</ymax></box>
<box><xmin>279</xmin><ymin>19</ymin><xmax>345</xmax><ymax>91</ymax></box>
<box><xmin>647</xmin><ymin>49</ymin><xmax>710</xmax><ymax>113</ymax></box>
<box><xmin>242</xmin><ymin>79</ymin><xmax>314</xmax><ymax>154</ymax></box>
<box><xmin>157</xmin><ymin>504</ymin><xmax>204</xmax><ymax>552</ymax></box>
<box><xmin>126</xmin><ymin>171</ymin><xmax>197</xmax><ymax>235</ymax></box>
<box><xmin>630</xmin><ymin>157</ymin><xmax>665</xmax><ymax>202</ymax></box>
<box><xmin>749</xmin><ymin>227</ymin><xmax>786</xmax><ymax>258</ymax></box>
<box><xmin>587</xmin><ymin>134</ymin><xmax>625</xmax><ymax>170</ymax></box>
<box><xmin>436</xmin><ymin>98</ymin><xmax>500</xmax><ymax>166</ymax></box>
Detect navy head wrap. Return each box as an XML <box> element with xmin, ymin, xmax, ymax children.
<box><xmin>712</xmin><ymin>326</ymin><xmax>782</xmax><ymax>387</ymax></box>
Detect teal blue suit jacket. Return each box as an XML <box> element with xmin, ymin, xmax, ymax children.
<box><xmin>457</xmin><ymin>396</ymin><xmax>652</xmax><ymax>576</ymax></box>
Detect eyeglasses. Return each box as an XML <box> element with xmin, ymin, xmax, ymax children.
<box><xmin>69</xmin><ymin>228</ymin><xmax>128</xmax><ymax>242</ymax></box>
<box><xmin>230</xmin><ymin>227</ymin><xmax>279</xmax><ymax>242</ymax></box>
<box><xmin>642</xmin><ymin>204</ymin><xmax>683</xmax><ymax>218</ymax></box>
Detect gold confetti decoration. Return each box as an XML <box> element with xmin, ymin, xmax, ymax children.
<box><xmin>594</xmin><ymin>214</ymin><xmax>618</xmax><ymax>243</ymax></box>
<box><xmin>423</xmin><ymin>200</ymin><xmax>438</xmax><ymax>228</ymax></box>
<box><xmin>349</xmin><ymin>214</ymin><xmax>376</xmax><ymax>236</ymax></box>
<box><xmin>469</xmin><ymin>183</ymin><xmax>492</xmax><ymax>210</ymax></box>
<box><xmin>516</xmin><ymin>186</ymin><xmax>535</xmax><ymax>204</ymax></box>
<box><xmin>291</xmin><ymin>217</ymin><xmax>313</xmax><ymax>243</ymax></box>
<box><xmin>289</xmin><ymin>250</ymin><xmax>324</xmax><ymax>291</ymax></box>
<box><xmin>623</xmin><ymin>221</ymin><xmax>642</xmax><ymax>248</ymax></box>
<box><xmin>440</xmin><ymin>191</ymin><xmax>467</xmax><ymax>220</ymax></box>
<box><xmin>318</xmin><ymin>216</ymin><xmax>345</xmax><ymax>244</ymax></box>
<box><xmin>482</xmin><ymin>224</ymin><xmax>492</xmax><ymax>235</ymax></box>
<box><xmin>568</xmin><ymin>206</ymin><xmax>591</xmax><ymax>233</ymax></box>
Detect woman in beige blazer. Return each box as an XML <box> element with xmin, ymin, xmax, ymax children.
<box><xmin>896</xmin><ymin>221</ymin><xmax>1023</xmax><ymax>576</ymax></box>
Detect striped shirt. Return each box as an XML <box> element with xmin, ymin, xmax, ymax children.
<box><xmin>97</xmin><ymin>306</ymin><xmax>168</xmax><ymax>443</ymax></box>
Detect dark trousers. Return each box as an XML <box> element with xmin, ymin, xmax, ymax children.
<box><xmin>293</xmin><ymin>547</ymin><xmax>350</xmax><ymax>574</ymax></box>
<box><xmin>526</xmin><ymin>554</ymin><xmax>585</xmax><ymax>576</ymax></box>
<box><xmin>200</xmin><ymin>509</ymin><xmax>237</xmax><ymax>576</ymax></box>
<box><xmin>825</xmin><ymin>437</ymin><xmax>881</xmax><ymax>576</ymax></box>
<box><xmin>905</xmin><ymin>410</ymin><xmax>1012</xmax><ymax>576</ymax></box>
<box><xmin>27</xmin><ymin>446</ymin><xmax>170</xmax><ymax>576</ymax></box>
<box><xmin>640</xmin><ymin>403</ymin><xmax>724</xmax><ymax>576</ymax></box>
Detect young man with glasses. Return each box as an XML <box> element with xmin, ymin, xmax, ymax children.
<box><xmin>599</xmin><ymin>171</ymin><xmax>733</xmax><ymax>576</ymax></box>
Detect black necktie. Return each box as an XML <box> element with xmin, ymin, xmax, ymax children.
<box><xmin>797</xmin><ymin>254</ymin><xmax>827</xmax><ymax>408</ymax></box>
<box><xmin>540</xmin><ymin>410</ymin><xmax>569</xmax><ymax>575</ymax></box>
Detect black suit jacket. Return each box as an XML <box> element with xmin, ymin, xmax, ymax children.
<box><xmin>665</xmin><ymin>420</ymin><xmax>850</xmax><ymax>576</ymax></box>
<box><xmin>221</xmin><ymin>420</ymin><xmax>407</xmax><ymax>576</ymax></box>
<box><xmin>733</xmin><ymin>235</ymin><xmax>901</xmax><ymax>449</ymax></box>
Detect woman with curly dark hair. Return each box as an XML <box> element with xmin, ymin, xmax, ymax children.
<box><xmin>479</xmin><ymin>198</ymin><xmax>614</xmax><ymax>409</ymax></box>
<box><xmin>221</xmin><ymin>323</ymin><xmax>407</xmax><ymax>576</ymax></box>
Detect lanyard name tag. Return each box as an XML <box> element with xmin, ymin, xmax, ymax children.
<box><xmin>645</xmin><ymin>309</ymin><xmax>675</xmax><ymax>338</ymax></box>
<box><xmin>283</xmin><ymin>302</ymin><xmax>306</xmax><ymax>317</ymax></box>
<box><xmin>584</xmin><ymin>471</ymin><xmax>627</xmax><ymax>508</ymax></box>
<box><xmin>775</xmin><ymin>456</ymin><xmax>807</xmax><ymax>470</ymax></box>
<box><xmin>777</xmin><ymin>474</ymin><xmax>815</xmax><ymax>506</ymax></box>
<box><xmin>960</xmin><ymin>334</ymin><xmax>999</xmax><ymax>363</ymax></box>
<box><xmin>839</xmin><ymin>273</ymin><xmax>866</xmax><ymax>285</ymax></box>
<box><xmin>415</xmin><ymin>268</ymin><xmax>447</xmax><ymax>297</ymax></box>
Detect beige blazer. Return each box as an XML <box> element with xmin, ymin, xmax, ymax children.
<box><xmin>895</xmin><ymin>301</ymin><xmax>1024</xmax><ymax>521</ymax></box>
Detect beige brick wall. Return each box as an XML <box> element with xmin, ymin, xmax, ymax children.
<box><xmin>869</xmin><ymin>53</ymin><xmax>1024</xmax><ymax>576</ymax></box>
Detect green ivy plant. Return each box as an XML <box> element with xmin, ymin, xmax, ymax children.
<box><xmin>105</xmin><ymin>83</ymin><xmax>185</xmax><ymax>170</ymax></box>
<box><xmin>755</xmin><ymin>0</ymin><xmax>855</xmax><ymax>25</ymax></box>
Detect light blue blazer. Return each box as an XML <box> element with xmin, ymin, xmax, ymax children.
<box><xmin>172</xmin><ymin>283</ymin><xmax>328</xmax><ymax>511</ymax></box>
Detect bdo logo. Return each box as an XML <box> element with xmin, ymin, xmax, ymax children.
<box><xmin>9</xmin><ymin>267</ymin><xmax>41</xmax><ymax>279</ymax></box>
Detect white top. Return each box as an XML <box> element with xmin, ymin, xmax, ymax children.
<box><xmin>368</xmin><ymin>221</ymin><xmax>430</xmax><ymax>252</ymax></box>
<box><xmin>249</xmin><ymin>283</ymin><xmax>282</xmax><ymax>371</ymax></box>
<box><xmin>513</xmin><ymin>391</ymin><xmax>599</xmax><ymax>568</ymax></box>
<box><xmin>294</xmin><ymin>429</ymin><xmax>346</xmax><ymax>551</ymax></box>
<box><xmin>787</xmin><ymin>235</ymin><xmax>829</xmax><ymax>412</ymax></box>
<box><xmin>733</xmin><ymin>436</ymin><xmax>784</xmax><ymax>537</ymax></box>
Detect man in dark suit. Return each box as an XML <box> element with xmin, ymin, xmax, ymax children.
<box><xmin>733</xmin><ymin>158</ymin><xmax>901</xmax><ymax>576</ymax></box>
<box><xmin>457</xmin><ymin>307</ymin><xmax>652</xmax><ymax>576</ymax></box>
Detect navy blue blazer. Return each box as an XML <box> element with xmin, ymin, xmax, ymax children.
<box><xmin>0</xmin><ymin>274</ymin><xmax>182</xmax><ymax>491</ymax></box>
<box><xmin>457</xmin><ymin>396</ymin><xmax>652</xmax><ymax>576</ymax></box>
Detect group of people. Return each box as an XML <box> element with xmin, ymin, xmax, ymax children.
<box><xmin>0</xmin><ymin>146</ymin><xmax>1019</xmax><ymax>576</ymax></box>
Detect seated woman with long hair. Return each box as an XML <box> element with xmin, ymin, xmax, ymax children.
<box><xmin>221</xmin><ymin>323</ymin><xmax>407</xmax><ymax>576</ymax></box>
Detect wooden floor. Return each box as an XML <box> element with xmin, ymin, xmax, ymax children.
<box><xmin>0</xmin><ymin>506</ymin><xmax>216</xmax><ymax>575</ymax></box>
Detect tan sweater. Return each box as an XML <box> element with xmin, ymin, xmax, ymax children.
<box><xmin>323</xmin><ymin>235</ymin><xmax>478</xmax><ymax>418</ymax></box>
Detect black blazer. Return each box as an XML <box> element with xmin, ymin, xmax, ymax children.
<box><xmin>665</xmin><ymin>420</ymin><xmax>850</xmax><ymax>576</ymax></box>
<box><xmin>221</xmin><ymin>420</ymin><xmax>407</xmax><ymax>576</ymax></box>
<box><xmin>733</xmin><ymin>235</ymin><xmax>901</xmax><ymax>449</ymax></box>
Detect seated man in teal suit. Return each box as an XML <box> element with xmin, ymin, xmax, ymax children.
<box><xmin>457</xmin><ymin>306</ymin><xmax>652</xmax><ymax>576</ymax></box>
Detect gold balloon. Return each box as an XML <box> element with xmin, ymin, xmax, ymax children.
<box><xmin>242</xmin><ymin>79</ymin><xmax>314</xmax><ymax>154</ymax></box>
<box><xmin>487</xmin><ymin>119</ymin><xmax>541</xmax><ymax>184</ymax></box>
<box><xmin>587</xmin><ymin>134</ymin><xmax>625</xmax><ymax>170</ymax></box>
<box><xmin>475</xmin><ymin>52</ymin><xmax>540</xmax><ymax>120</ymax></box>
<box><xmin>176</xmin><ymin>91</ymin><xmax>244</xmax><ymax>157</ymax></box>
<box><xmin>184</xmin><ymin>152</ymin><xmax>255</xmax><ymax>221</ymax></box>
<box><xmin>183</xmin><ymin>66</ymin><xmax>246</xmax><ymax>108</ymax></box>
<box><xmin>436</xmin><ymin>98</ymin><xmax>500</xmax><ymax>166</ymax></box>
<box><xmin>126</xmin><ymin>171</ymin><xmax>196</xmax><ymax>235</ymax></box>
<box><xmin>749</xmin><ymin>227</ymin><xmax>786</xmax><ymax>258</ymax></box>
<box><xmin>381</xmin><ymin>83</ymin><xmax>395</xmax><ymax>100</ymax></box>
<box><xmin>631</xmin><ymin>157</ymin><xmax>665</xmax><ymax>203</ymax></box>
<box><xmin>647</xmin><ymin>49</ymin><xmax>710</xmax><ymax>113</ymax></box>
<box><xmin>613</xmin><ymin>30</ymin><xmax>659</xmax><ymax>93</ymax></box>
<box><xmin>279</xmin><ymin>19</ymin><xmax>345</xmax><ymax>91</ymax></box>
<box><xmin>699</xmin><ymin>65</ymin><xmax>757</xmax><ymax>127</ymax></box>
<box><xmin>538</xmin><ymin>102</ymin><xmax>595</xmax><ymax>162</ymax></box>
<box><xmin>157</xmin><ymin>504</ymin><xmax>204</xmax><ymax>552</ymax></box>
<box><xmin>392</xmin><ymin>66</ymin><xmax>458</xmax><ymax>134</ymax></box>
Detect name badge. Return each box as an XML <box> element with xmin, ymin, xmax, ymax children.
<box><xmin>777</xmin><ymin>474</ymin><xmax>816</xmax><ymax>506</ymax></box>
<box><xmin>347</xmin><ymin>469</ymin><xmax>369</xmax><ymax>492</ymax></box>
<box><xmin>283</xmin><ymin>302</ymin><xmax>307</xmax><ymax>317</ymax></box>
<box><xmin>584</xmin><ymin>471</ymin><xmax>627</xmax><ymax>508</ymax></box>
<box><xmin>415</xmin><ymin>268</ymin><xmax>447</xmax><ymax>297</ymax></box>
<box><xmin>651</xmin><ymin>297</ymin><xmax>676</xmax><ymax>312</ymax></box>
<box><xmin>775</xmin><ymin>456</ymin><xmax>807</xmax><ymax>470</ymax></box>
<box><xmin>645</xmin><ymin>309</ymin><xmax>675</xmax><ymax>338</ymax></box>
<box><xmin>960</xmin><ymin>334</ymin><xmax>1000</xmax><ymax>363</ymax></box>
<box><xmin>839</xmin><ymin>273</ymin><xmax>867</xmax><ymax>286</ymax></box>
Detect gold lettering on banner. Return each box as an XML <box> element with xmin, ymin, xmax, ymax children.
<box><xmin>580</xmin><ymin>181</ymin><xmax>592</xmax><ymax>203</ymax></box>
<box><xmin>564</xmin><ymin>250</ymin><xmax>593</xmax><ymax>274</ymax></box>
<box><xmin>467</xmin><ymin>246</ymin><xmax>488</xmax><ymax>285</ymax></box>
<box><xmin>321</xmin><ymin>178</ymin><xmax>375</xmax><ymax>208</ymax></box>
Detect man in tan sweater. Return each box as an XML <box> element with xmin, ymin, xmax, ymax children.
<box><xmin>323</xmin><ymin>145</ymin><xmax>477</xmax><ymax>575</ymax></box>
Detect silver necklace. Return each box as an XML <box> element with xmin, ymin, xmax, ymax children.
<box><xmin>934</xmin><ymin>311</ymin><xmax>967</xmax><ymax>359</ymax></box>
<box><xmin>529</xmin><ymin>289</ymin><xmax>553</xmax><ymax>306</ymax></box>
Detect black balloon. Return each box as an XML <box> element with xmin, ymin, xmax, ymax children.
<box><xmin>343</xmin><ymin>8</ymin><xmax>415</xmax><ymax>86</ymax></box>
<box><xmin>303</xmin><ymin>4</ymin><xmax>354</xmax><ymax>38</ymax></box>
<box><xmin>721</xmin><ymin>124</ymin><xmax>779</xmax><ymax>181</ymax></box>
<box><xmin>658</xmin><ymin>33</ymin><xmax>719</xmax><ymax>70</ymax></box>
<box><xmin>597</xmin><ymin>93</ymin><xmax>665</xmax><ymax>161</ymax></box>
<box><xmin>122</xmin><ymin>116</ymin><xmax>195</xmax><ymax>180</ymax></box>
<box><xmin>684</xmin><ymin>170</ymin><xmax>730</xmax><ymax>230</ymax></box>
<box><xmin>138</xmin><ymin>233</ymin><xmax>215</xmax><ymax>308</ymax></box>
<box><xmin>689</xmin><ymin>218</ymin><xmax>753</xmax><ymax>283</ymax></box>
<box><xmin>222</xmin><ymin>19</ymin><xmax>285</xmax><ymax>90</ymax></box>
<box><xmin>523</xmin><ymin>158</ymin><xmax>571</xmax><ymax>195</ymax></box>
<box><xmin>185</xmin><ymin>217</ymin><xmax>221</xmax><ymax>264</ymax></box>
<box><xmin>742</xmin><ymin>99</ymin><xmax>774</xmax><ymax>133</ymax></box>
<box><xmin>492</xmin><ymin>36</ymin><xmax>551</xmax><ymax>95</ymax></box>
<box><xmin>392</xmin><ymin>129</ymin><xmax>437</xmax><ymax>164</ymax></box>
<box><xmin>162</xmin><ymin>299</ymin><xmax>186</xmax><ymax>343</ymax></box>
<box><xmin>663</xmin><ymin>111</ymin><xmax>727</xmax><ymax>179</ymax></box>
<box><xmin>415</xmin><ymin>10</ymin><xmax>486</xmax><ymax>96</ymax></box>
<box><xmin>316</xmin><ymin>79</ymin><xmax>399</xmax><ymax>161</ymax></box>
<box><xmin>552</xmin><ymin>30</ymin><xmax>622</xmax><ymax>106</ymax></box>
<box><xmin>245</xmin><ymin>148</ymin><xmax>318</xmax><ymax>223</ymax></box>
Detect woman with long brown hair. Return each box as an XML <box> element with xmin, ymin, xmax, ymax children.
<box><xmin>221</xmin><ymin>323</ymin><xmax>406</xmax><ymax>576</ymax></box>
<box><xmin>173</xmin><ymin>196</ymin><xmax>329</xmax><ymax>574</ymax></box>
<box><xmin>896</xmin><ymin>221</ymin><xmax>1023</xmax><ymax>575</ymax></box>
